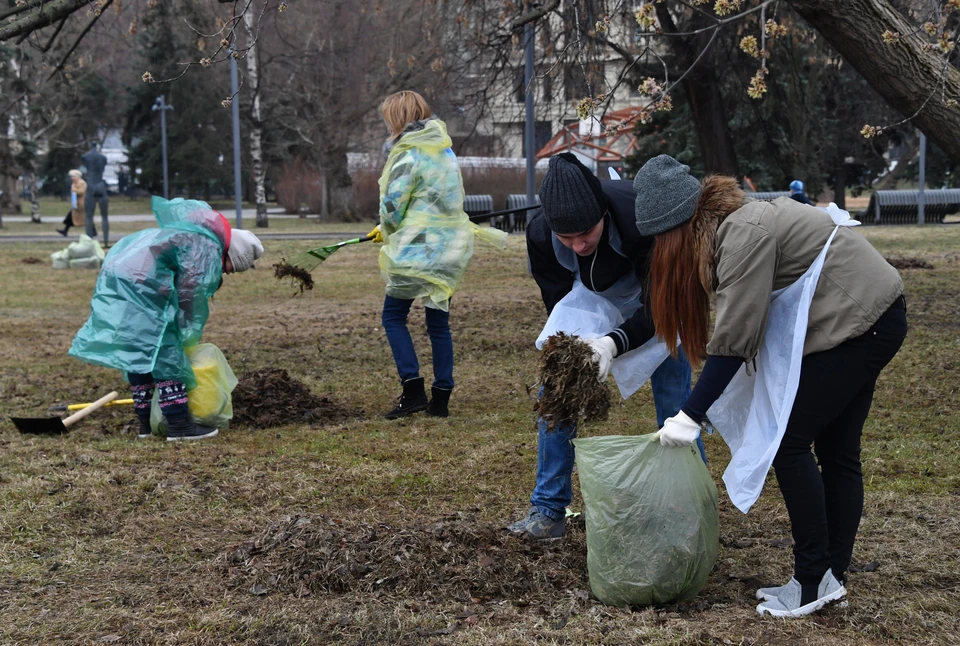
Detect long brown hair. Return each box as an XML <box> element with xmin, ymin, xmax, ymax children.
<box><xmin>648</xmin><ymin>221</ymin><xmax>711</xmax><ymax>367</ymax></box>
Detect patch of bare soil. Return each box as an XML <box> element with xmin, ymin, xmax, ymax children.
<box><xmin>885</xmin><ymin>256</ymin><xmax>935</xmax><ymax>270</ymax></box>
<box><xmin>223</xmin><ymin>513</ymin><xmax>590</xmax><ymax>603</ymax></box>
<box><xmin>231</xmin><ymin>368</ymin><xmax>361</xmax><ymax>429</ymax></box>
<box><xmin>535</xmin><ymin>333</ymin><xmax>610</xmax><ymax>432</ymax></box>
<box><xmin>20</xmin><ymin>257</ymin><xmax>43</xmax><ymax>264</ymax></box>
<box><xmin>273</xmin><ymin>260</ymin><xmax>315</xmax><ymax>294</ymax></box>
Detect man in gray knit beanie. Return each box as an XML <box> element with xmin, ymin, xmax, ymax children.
<box><xmin>633</xmin><ymin>155</ymin><xmax>701</xmax><ymax>236</ymax></box>
<box><xmin>537</xmin><ymin>153</ymin><xmax>606</xmax><ymax>234</ymax></box>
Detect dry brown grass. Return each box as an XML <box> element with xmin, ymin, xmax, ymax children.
<box><xmin>0</xmin><ymin>226</ymin><xmax>958</xmax><ymax>645</ymax></box>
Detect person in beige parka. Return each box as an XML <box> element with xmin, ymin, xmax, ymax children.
<box><xmin>632</xmin><ymin>155</ymin><xmax>907</xmax><ymax>618</ymax></box>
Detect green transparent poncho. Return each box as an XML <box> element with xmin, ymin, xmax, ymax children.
<box><xmin>69</xmin><ymin>197</ymin><xmax>229</xmax><ymax>391</ymax></box>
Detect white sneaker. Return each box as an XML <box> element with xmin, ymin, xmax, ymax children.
<box><xmin>757</xmin><ymin>569</ymin><xmax>846</xmax><ymax>618</ymax></box>
<box><xmin>756</xmin><ymin>580</ymin><xmax>792</xmax><ymax>602</ymax></box>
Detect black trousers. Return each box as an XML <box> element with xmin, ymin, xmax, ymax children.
<box><xmin>772</xmin><ymin>296</ymin><xmax>907</xmax><ymax>585</ymax></box>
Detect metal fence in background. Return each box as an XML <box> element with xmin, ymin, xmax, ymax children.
<box><xmin>462</xmin><ymin>194</ymin><xmax>494</xmax><ymax>219</ymax></box>
<box><xmin>746</xmin><ymin>191</ymin><xmax>792</xmax><ymax>201</ymax></box>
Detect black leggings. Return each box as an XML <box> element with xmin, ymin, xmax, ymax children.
<box><xmin>772</xmin><ymin>296</ymin><xmax>907</xmax><ymax>585</ymax></box>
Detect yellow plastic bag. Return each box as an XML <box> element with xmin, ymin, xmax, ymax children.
<box><xmin>150</xmin><ymin>343</ymin><xmax>238</xmax><ymax>433</ymax></box>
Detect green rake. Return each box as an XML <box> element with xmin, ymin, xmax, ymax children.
<box><xmin>288</xmin><ymin>234</ymin><xmax>375</xmax><ymax>272</ymax></box>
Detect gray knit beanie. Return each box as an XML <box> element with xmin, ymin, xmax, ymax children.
<box><xmin>537</xmin><ymin>153</ymin><xmax>605</xmax><ymax>234</ymax></box>
<box><xmin>633</xmin><ymin>155</ymin><xmax>702</xmax><ymax>236</ymax></box>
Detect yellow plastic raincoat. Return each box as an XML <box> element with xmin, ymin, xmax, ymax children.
<box><xmin>378</xmin><ymin>119</ymin><xmax>506</xmax><ymax>310</ymax></box>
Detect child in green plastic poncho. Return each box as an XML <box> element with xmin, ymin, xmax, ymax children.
<box><xmin>69</xmin><ymin>197</ymin><xmax>264</xmax><ymax>441</ymax></box>
<box><xmin>367</xmin><ymin>91</ymin><xmax>506</xmax><ymax>420</ymax></box>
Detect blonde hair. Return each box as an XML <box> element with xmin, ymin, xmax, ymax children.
<box><xmin>68</xmin><ymin>169</ymin><xmax>82</xmax><ymax>179</ymax></box>
<box><xmin>380</xmin><ymin>91</ymin><xmax>432</xmax><ymax>136</ymax></box>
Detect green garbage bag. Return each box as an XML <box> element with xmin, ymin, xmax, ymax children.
<box><xmin>574</xmin><ymin>434</ymin><xmax>719</xmax><ymax>607</ymax></box>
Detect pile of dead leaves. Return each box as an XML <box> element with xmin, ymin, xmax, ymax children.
<box><xmin>221</xmin><ymin>512</ymin><xmax>589</xmax><ymax>602</ymax></box>
<box><xmin>273</xmin><ymin>260</ymin><xmax>315</xmax><ymax>294</ymax></box>
<box><xmin>534</xmin><ymin>332</ymin><xmax>610</xmax><ymax>432</ymax></box>
<box><xmin>231</xmin><ymin>368</ymin><xmax>360</xmax><ymax>429</ymax></box>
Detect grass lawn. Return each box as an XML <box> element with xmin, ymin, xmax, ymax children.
<box><xmin>0</xmin><ymin>226</ymin><xmax>957</xmax><ymax>645</ymax></box>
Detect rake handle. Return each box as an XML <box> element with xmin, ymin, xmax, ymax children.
<box><xmin>62</xmin><ymin>391</ymin><xmax>119</xmax><ymax>428</ymax></box>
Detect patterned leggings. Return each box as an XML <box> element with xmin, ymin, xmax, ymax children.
<box><xmin>128</xmin><ymin>372</ymin><xmax>189</xmax><ymax>424</ymax></box>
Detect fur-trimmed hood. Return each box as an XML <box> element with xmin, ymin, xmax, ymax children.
<box><xmin>689</xmin><ymin>175</ymin><xmax>747</xmax><ymax>294</ymax></box>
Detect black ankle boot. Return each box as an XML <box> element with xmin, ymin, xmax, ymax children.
<box><xmin>56</xmin><ymin>227</ymin><xmax>69</xmax><ymax>237</ymax></box>
<box><xmin>427</xmin><ymin>386</ymin><xmax>451</xmax><ymax>417</ymax></box>
<box><xmin>384</xmin><ymin>377</ymin><xmax>428</xmax><ymax>419</ymax></box>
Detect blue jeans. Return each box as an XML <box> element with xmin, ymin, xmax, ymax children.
<box><xmin>530</xmin><ymin>348</ymin><xmax>707</xmax><ymax>521</ymax></box>
<box><xmin>382</xmin><ymin>294</ymin><xmax>454</xmax><ymax>389</ymax></box>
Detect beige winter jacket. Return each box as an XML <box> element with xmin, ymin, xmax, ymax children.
<box><xmin>705</xmin><ymin>196</ymin><xmax>903</xmax><ymax>361</ymax></box>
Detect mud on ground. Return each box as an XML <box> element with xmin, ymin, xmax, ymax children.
<box><xmin>231</xmin><ymin>368</ymin><xmax>361</xmax><ymax>429</ymax></box>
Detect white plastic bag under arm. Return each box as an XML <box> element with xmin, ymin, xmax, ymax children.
<box><xmin>574</xmin><ymin>434</ymin><xmax>719</xmax><ymax>607</ymax></box>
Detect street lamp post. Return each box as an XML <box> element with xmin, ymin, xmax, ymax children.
<box><xmin>152</xmin><ymin>95</ymin><xmax>174</xmax><ymax>199</ymax></box>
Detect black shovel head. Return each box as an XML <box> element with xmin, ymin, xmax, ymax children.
<box><xmin>11</xmin><ymin>415</ymin><xmax>68</xmax><ymax>435</ymax></box>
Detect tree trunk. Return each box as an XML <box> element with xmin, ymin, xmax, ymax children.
<box><xmin>243</xmin><ymin>3</ymin><xmax>268</xmax><ymax>228</ymax></box>
<box><xmin>28</xmin><ymin>174</ymin><xmax>40</xmax><ymax>222</ymax></box>
<box><xmin>789</xmin><ymin>0</ymin><xmax>960</xmax><ymax>162</ymax></box>
<box><xmin>655</xmin><ymin>5</ymin><xmax>741</xmax><ymax>176</ymax></box>
<box><xmin>319</xmin><ymin>146</ymin><xmax>355</xmax><ymax>220</ymax></box>
<box><xmin>832</xmin><ymin>160</ymin><xmax>847</xmax><ymax>210</ymax></box>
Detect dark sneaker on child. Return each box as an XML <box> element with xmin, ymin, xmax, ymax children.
<box><xmin>506</xmin><ymin>506</ymin><xmax>565</xmax><ymax>540</ymax></box>
<box><xmin>137</xmin><ymin>419</ymin><xmax>153</xmax><ymax>439</ymax></box>
<box><xmin>756</xmin><ymin>569</ymin><xmax>846</xmax><ymax>618</ymax></box>
<box><xmin>166</xmin><ymin>418</ymin><xmax>219</xmax><ymax>442</ymax></box>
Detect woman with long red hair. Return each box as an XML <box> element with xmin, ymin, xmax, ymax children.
<box><xmin>633</xmin><ymin>155</ymin><xmax>907</xmax><ymax>618</ymax></box>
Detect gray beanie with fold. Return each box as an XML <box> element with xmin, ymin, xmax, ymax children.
<box><xmin>537</xmin><ymin>153</ymin><xmax>605</xmax><ymax>234</ymax></box>
<box><xmin>633</xmin><ymin>155</ymin><xmax>702</xmax><ymax>236</ymax></box>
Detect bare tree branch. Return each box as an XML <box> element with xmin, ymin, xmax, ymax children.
<box><xmin>0</xmin><ymin>0</ymin><xmax>97</xmax><ymax>42</ymax></box>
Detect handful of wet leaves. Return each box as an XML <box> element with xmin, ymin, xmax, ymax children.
<box><xmin>534</xmin><ymin>332</ymin><xmax>610</xmax><ymax>432</ymax></box>
<box><xmin>273</xmin><ymin>260</ymin><xmax>315</xmax><ymax>294</ymax></box>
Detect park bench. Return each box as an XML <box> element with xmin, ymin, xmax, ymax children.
<box><xmin>860</xmin><ymin>189</ymin><xmax>960</xmax><ymax>224</ymax></box>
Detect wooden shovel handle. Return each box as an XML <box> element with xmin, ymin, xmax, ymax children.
<box><xmin>62</xmin><ymin>391</ymin><xmax>119</xmax><ymax>428</ymax></box>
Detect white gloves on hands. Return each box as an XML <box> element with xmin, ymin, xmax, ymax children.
<box><xmin>584</xmin><ymin>336</ymin><xmax>617</xmax><ymax>382</ymax></box>
<box><xmin>658</xmin><ymin>410</ymin><xmax>701</xmax><ymax>447</ymax></box>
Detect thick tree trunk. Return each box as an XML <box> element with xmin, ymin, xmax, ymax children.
<box><xmin>319</xmin><ymin>146</ymin><xmax>354</xmax><ymax>220</ymax></box>
<box><xmin>243</xmin><ymin>4</ymin><xmax>268</xmax><ymax>228</ymax></box>
<box><xmin>789</xmin><ymin>0</ymin><xmax>960</xmax><ymax>162</ymax></box>
<box><xmin>655</xmin><ymin>5</ymin><xmax>740</xmax><ymax>176</ymax></box>
<box><xmin>832</xmin><ymin>160</ymin><xmax>847</xmax><ymax>210</ymax></box>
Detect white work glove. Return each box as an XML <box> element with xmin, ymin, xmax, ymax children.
<box><xmin>584</xmin><ymin>336</ymin><xmax>617</xmax><ymax>382</ymax></box>
<box><xmin>658</xmin><ymin>410</ymin><xmax>701</xmax><ymax>447</ymax></box>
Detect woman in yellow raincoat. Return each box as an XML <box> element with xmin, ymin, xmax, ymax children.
<box><xmin>369</xmin><ymin>90</ymin><xmax>505</xmax><ymax>419</ymax></box>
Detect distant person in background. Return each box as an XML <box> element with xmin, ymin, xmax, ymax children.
<box><xmin>56</xmin><ymin>170</ymin><xmax>86</xmax><ymax>237</ymax></box>
<box><xmin>789</xmin><ymin>180</ymin><xmax>814</xmax><ymax>206</ymax></box>
<box><xmin>118</xmin><ymin>168</ymin><xmax>129</xmax><ymax>197</ymax></box>
<box><xmin>82</xmin><ymin>143</ymin><xmax>110</xmax><ymax>245</ymax></box>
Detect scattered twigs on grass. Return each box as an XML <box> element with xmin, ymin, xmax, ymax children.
<box><xmin>534</xmin><ymin>332</ymin><xmax>610</xmax><ymax>432</ymax></box>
